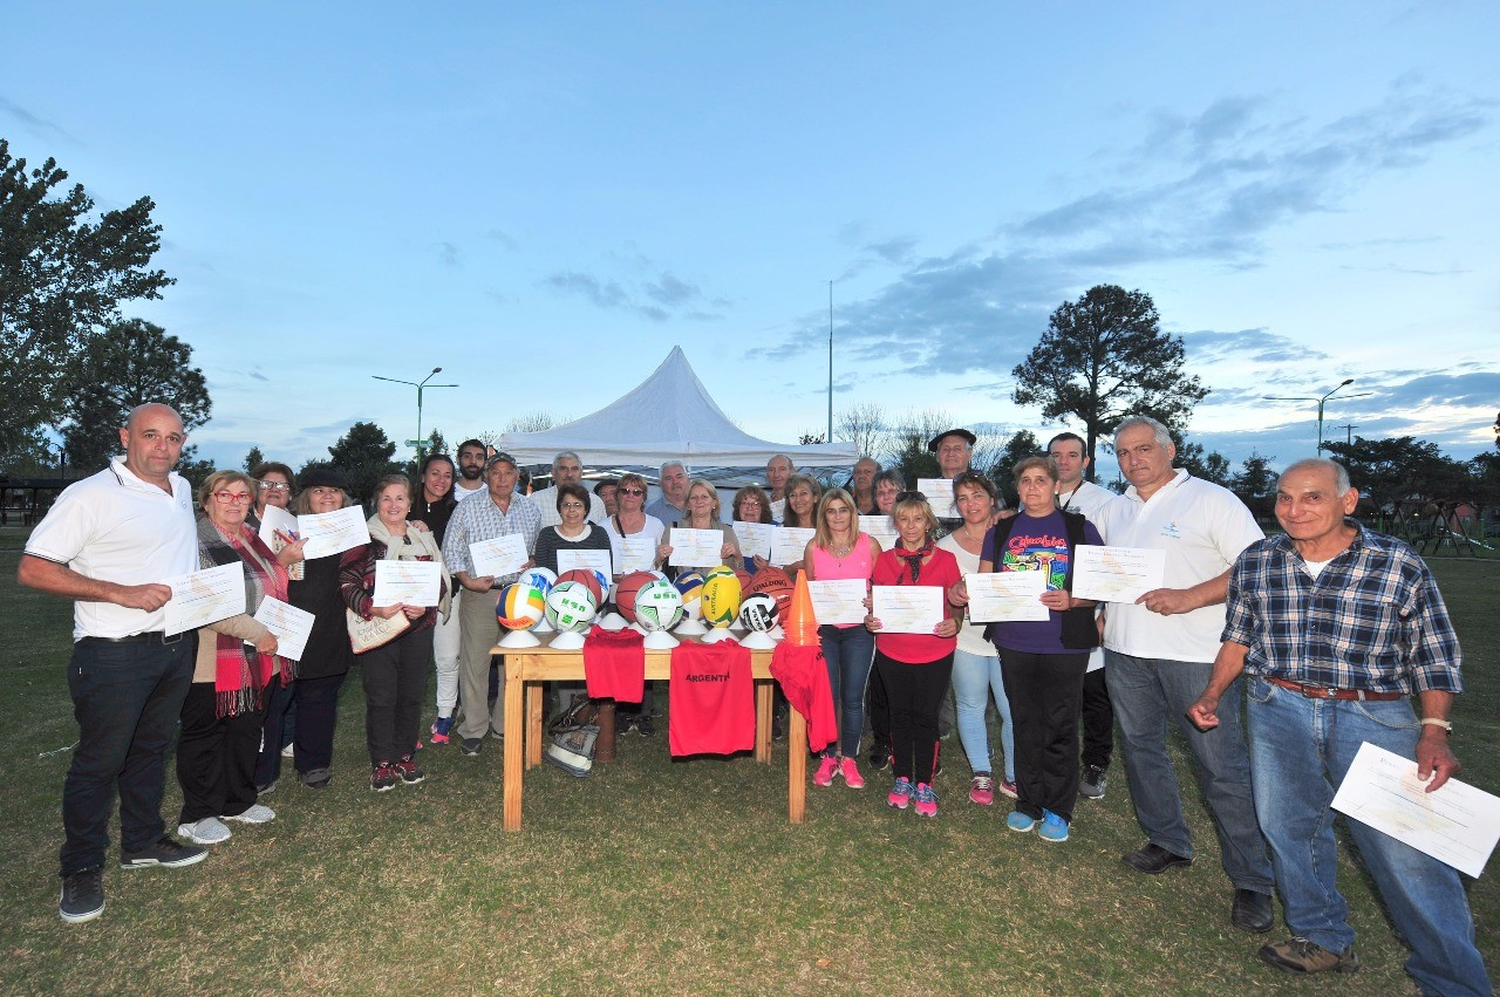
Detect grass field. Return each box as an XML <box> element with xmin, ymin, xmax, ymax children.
<box><xmin>0</xmin><ymin>536</ymin><xmax>1494</xmax><ymax>996</ymax></box>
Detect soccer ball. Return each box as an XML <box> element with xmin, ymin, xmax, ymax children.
<box><xmin>634</xmin><ymin>579</ymin><xmax>684</xmax><ymax>632</ymax></box>
<box><xmin>545</xmin><ymin>581</ymin><xmax>598</xmax><ymax>632</ymax></box>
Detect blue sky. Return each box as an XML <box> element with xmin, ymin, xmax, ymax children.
<box><xmin>4</xmin><ymin>2</ymin><xmax>1497</xmax><ymax>475</ymax></box>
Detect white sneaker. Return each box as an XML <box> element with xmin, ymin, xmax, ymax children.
<box><xmin>280</xmin><ymin>743</ymin><xmax>294</xmax><ymax>758</ymax></box>
<box><xmin>177</xmin><ymin>817</ymin><xmax>232</xmax><ymax>845</ymax></box>
<box><xmin>222</xmin><ymin>804</ymin><xmax>275</xmax><ymax>824</ymax></box>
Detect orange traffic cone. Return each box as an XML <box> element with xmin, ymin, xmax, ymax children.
<box><xmin>785</xmin><ymin>569</ymin><xmax>819</xmax><ymax>646</ymax></box>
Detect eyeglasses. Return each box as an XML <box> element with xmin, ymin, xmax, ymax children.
<box><xmin>619</xmin><ymin>488</ymin><xmax>645</xmax><ymax>496</ymax></box>
<box><xmin>258</xmin><ymin>481</ymin><xmax>289</xmax><ymax>491</ymax></box>
<box><xmin>213</xmin><ymin>491</ymin><xmax>254</xmax><ymax>504</ymax></box>
<box><xmin>560</xmin><ymin>502</ymin><xmax>586</xmax><ymax>510</ymax></box>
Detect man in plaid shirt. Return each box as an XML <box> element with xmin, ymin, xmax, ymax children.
<box><xmin>1189</xmin><ymin>458</ymin><xmax>1489</xmax><ymax>995</ymax></box>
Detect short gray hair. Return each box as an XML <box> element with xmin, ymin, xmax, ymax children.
<box><xmin>659</xmin><ymin>459</ymin><xmax>687</xmax><ymax>478</ymax></box>
<box><xmin>1280</xmin><ymin>457</ymin><xmax>1352</xmax><ymax>496</ymax></box>
<box><xmin>552</xmin><ymin>450</ymin><xmax>581</xmax><ymax>470</ymax></box>
<box><xmin>1114</xmin><ymin>414</ymin><xmax>1173</xmax><ymax>450</ymax></box>
<box><xmin>768</xmin><ymin>453</ymin><xmax>794</xmax><ymax>472</ymax></box>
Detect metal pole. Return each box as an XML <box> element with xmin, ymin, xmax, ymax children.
<box><xmin>827</xmin><ymin>281</ymin><xmax>834</xmax><ymax>445</ymax></box>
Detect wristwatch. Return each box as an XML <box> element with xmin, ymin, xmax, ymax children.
<box><xmin>1420</xmin><ymin>717</ymin><xmax>1453</xmax><ymax>732</ymax></box>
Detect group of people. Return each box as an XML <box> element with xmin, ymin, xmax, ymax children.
<box><xmin>20</xmin><ymin>403</ymin><xmax>1490</xmax><ymax>996</ymax></box>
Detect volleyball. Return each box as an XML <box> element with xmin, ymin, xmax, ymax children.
<box><xmin>521</xmin><ymin>567</ymin><xmax>558</xmax><ymax>597</ymax></box>
<box><xmin>700</xmin><ymin>570</ymin><xmax>743</xmax><ymax>627</ymax></box>
<box><xmin>545</xmin><ymin>581</ymin><xmax>597</xmax><ymax>632</ymax></box>
<box><xmin>737</xmin><ymin>592</ymin><xmax>778</xmax><ymax>632</ymax></box>
<box><xmin>634</xmin><ymin>579</ymin><xmax>684</xmax><ymax>632</ymax></box>
<box><xmin>673</xmin><ymin>570</ymin><xmax>706</xmax><ymax>613</ymax></box>
<box><xmin>496</xmin><ymin>582</ymin><xmax>546</xmax><ymax>631</ymax></box>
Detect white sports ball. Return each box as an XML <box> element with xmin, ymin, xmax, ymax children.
<box><xmin>545</xmin><ymin>581</ymin><xmax>598</xmax><ymax>632</ymax></box>
<box><xmin>738</xmin><ymin>593</ymin><xmax>778</xmax><ymax>633</ymax></box>
<box><xmin>634</xmin><ymin>578</ymin><xmax>684</xmax><ymax>632</ymax></box>
<box><xmin>522</xmin><ymin>567</ymin><xmax>558</xmax><ymax>597</ymax></box>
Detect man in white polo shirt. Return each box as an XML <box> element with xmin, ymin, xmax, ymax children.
<box><xmin>1095</xmin><ymin>414</ymin><xmax>1275</xmax><ymax>935</ymax></box>
<box><xmin>19</xmin><ymin>403</ymin><xmax>208</xmax><ymax>924</ymax></box>
<box><xmin>531</xmin><ymin>450</ymin><xmax>607</xmax><ymax>529</ymax></box>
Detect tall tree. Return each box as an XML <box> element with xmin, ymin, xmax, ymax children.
<box><xmin>243</xmin><ymin>446</ymin><xmax>265</xmax><ymax>472</ymax></box>
<box><xmin>1012</xmin><ymin>285</ymin><xmax>1208</xmax><ymax>480</ymax></box>
<box><xmin>58</xmin><ymin>319</ymin><xmax>212</xmax><ymax>471</ymax></box>
<box><xmin>0</xmin><ymin>140</ymin><xmax>174</xmax><ymax>468</ymax></box>
<box><xmin>1170</xmin><ymin>430</ymin><xmax>1231</xmax><ymax>487</ymax></box>
<box><xmin>836</xmin><ymin>401</ymin><xmax>892</xmax><ymax>463</ymax></box>
<box><xmin>322</xmin><ymin>421</ymin><xmax>403</xmax><ymax>504</ymax></box>
<box><xmin>993</xmin><ymin>429</ymin><xmax>1041</xmax><ymax>507</ymax></box>
<box><xmin>1233</xmin><ymin>450</ymin><xmax>1278</xmax><ymax>498</ymax></box>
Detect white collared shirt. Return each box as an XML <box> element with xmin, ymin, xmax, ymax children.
<box><xmin>25</xmin><ymin>457</ymin><xmax>198</xmax><ymax>640</ymax></box>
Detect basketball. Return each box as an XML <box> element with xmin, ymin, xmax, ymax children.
<box><xmin>614</xmin><ymin>570</ymin><xmax>657</xmax><ymax>623</ymax></box>
<box><xmin>737</xmin><ymin>592</ymin><xmax>778</xmax><ymax>632</ymax></box>
<box><xmin>634</xmin><ymin>578</ymin><xmax>684</xmax><ymax>632</ymax></box>
<box><xmin>700</xmin><ymin>570</ymin><xmax>743</xmax><ymax>627</ymax></box>
<box><xmin>496</xmin><ymin>582</ymin><xmax>546</xmax><ymax>631</ymax></box>
<box><xmin>744</xmin><ymin>566</ymin><xmax>794</xmax><ymax>619</ymax></box>
<box><xmin>521</xmin><ymin>567</ymin><xmax>558</xmax><ymax>597</ymax></box>
<box><xmin>557</xmin><ymin>568</ymin><xmax>604</xmax><ymax>604</ymax></box>
<box><xmin>545</xmin><ymin>581</ymin><xmax>597</xmax><ymax>632</ymax></box>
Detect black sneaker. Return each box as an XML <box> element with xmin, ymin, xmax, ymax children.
<box><xmin>637</xmin><ymin>714</ymin><xmax>656</xmax><ymax>738</ymax></box>
<box><xmin>59</xmin><ymin>867</ymin><xmax>105</xmax><ymax>923</ymax></box>
<box><xmin>460</xmin><ymin>737</ymin><xmax>483</xmax><ymax>756</ymax></box>
<box><xmin>1080</xmin><ymin>764</ymin><xmax>1107</xmax><ymax>800</ymax></box>
<box><xmin>120</xmin><ymin>837</ymin><xmax>208</xmax><ymax>870</ymax></box>
<box><xmin>869</xmin><ymin>741</ymin><xmax>891</xmax><ymax>771</ymax></box>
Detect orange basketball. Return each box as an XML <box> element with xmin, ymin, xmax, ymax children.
<box><xmin>745</xmin><ymin>566</ymin><xmax>794</xmax><ymax>620</ymax></box>
<box><xmin>557</xmin><ymin>568</ymin><xmax>603</xmax><ymax>604</ymax></box>
<box><xmin>613</xmin><ymin>570</ymin><xmax>657</xmax><ymax>623</ymax></box>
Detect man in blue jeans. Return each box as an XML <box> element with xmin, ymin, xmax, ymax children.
<box><xmin>1095</xmin><ymin>415</ymin><xmax>1275</xmax><ymax>934</ymax></box>
<box><xmin>1189</xmin><ymin>458</ymin><xmax>1490</xmax><ymax>994</ymax></box>
<box><xmin>19</xmin><ymin>403</ymin><xmax>208</xmax><ymax>923</ymax></box>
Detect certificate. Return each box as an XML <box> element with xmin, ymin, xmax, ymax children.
<box><xmin>557</xmin><ymin>548</ymin><xmax>613</xmax><ymax>579</ymax></box>
<box><xmin>297</xmin><ymin>506</ymin><xmax>371</xmax><ymax>559</ymax></box>
<box><xmin>616</xmin><ymin>536</ymin><xmax>655</xmax><ymax>574</ymax></box>
<box><xmin>1331</xmin><ymin>742</ymin><xmax>1500</xmax><ymax>879</ymax></box>
<box><xmin>917</xmin><ymin>478</ymin><xmax>958</xmax><ymax>519</ymax></box>
<box><xmin>469</xmin><ymin>534</ymin><xmax>528</xmax><ymax>578</ymax></box>
<box><xmin>770</xmin><ymin>527</ymin><xmax>815</xmax><ymax>567</ymax></box>
<box><xmin>769</xmin><ymin>497</ymin><xmax>786</xmax><ymax>523</ymax></box>
<box><xmin>871</xmin><ymin>585</ymin><xmax>945</xmax><ymax>635</ymax></box>
<box><xmin>668</xmin><ymin>528</ymin><xmax>723</xmax><ymax>567</ymax></box>
<box><xmin>808</xmin><ymin>579</ymin><xmax>867</xmax><ymax>626</ymax></box>
<box><xmin>859</xmin><ymin>515</ymin><xmax>898</xmax><ymax>550</ymax></box>
<box><xmin>163</xmin><ymin>563</ymin><xmax>246</xmax><ymax>636</ymax></box>
<box><xmin>1071</xmin><ymin>545</ymin><xmax>1166</xmax><ymax>603</ymax></box>
<box><xmin>966</xmin><ymin>571</ymin><xmax>1049</xmax><ymax>623</ymax></box>
<box><xmin>258</xmin><ymin>505</ymin><xmax>303</xmax><ymax>580</ymax></box>
<box><xmin>732</xmin><ymin>521</ymin><xmax>774</xmax><ymax>561</ymax></box>
<box><xmin>252</xmin><ymin>596</ymin><xmax>315</xmax><ymax>661</ymax></box>
<box><xmin>373</xmin><ymin>560</ymin><xmax>442</xmax><ymax>607</ymax></box>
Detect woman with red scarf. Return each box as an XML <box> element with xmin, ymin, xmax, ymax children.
<box><xmin>175</xmin><ymin>471</ymin><xmax>291</xmax><ymax>846</ymax></box>
<box><xmin>865</xmin><ymin>491</ymin><xmax>961</xmax><ymax>818</ymax></box>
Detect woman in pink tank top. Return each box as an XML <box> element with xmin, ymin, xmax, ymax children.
<box><xmin>802</xmin><ymin>487</ymin><xmax>882</xmax><ymax>790</ymax></box>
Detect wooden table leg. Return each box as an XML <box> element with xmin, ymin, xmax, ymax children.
<box><xmin>503</xmin><ymin>659</ymin><xmax>525</xmax><ymax>831</ymax></box>
<box><xmin>594</xmin><ymin>700</ymin><xmax>617</xmax><ymax>763</ymax></box>
<box><xmin>788</xmin><ymin>708</ymin><xmax>807</xmax><ymax>824</ymax></box>
<box><xmin>525</xmin><ymin>681</ymin><xmax>544</xmax><ymax>769</ymax></box>
<box><xmin>754</xmin><ymin>680</ymin><xmax>772</xmax><ymax>763</ymax></box>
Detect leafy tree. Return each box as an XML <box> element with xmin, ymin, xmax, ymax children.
<box><xmin>1323</xmin><ymin>436</ymin><xmax>1469</xmax><ymax>528</ymax></box>
<box><xmin>0</xmin><ymin>140</ymin><xmax>174</xmax><ymax>468</ymax></box>
<box><xmin>1233</xmin><ymin>450</ymin><xmax>1278</xmax><ymax>498</ymax></box>
<box><xmin>1170</xmin><ymin>430</ymin><xmax>1231</xmax><ymax>487</ymax></box>
<box><xmin>992</xmin><ymin>429</ymin><xmax>1041</xmax><ymax>507</ymax></box>
<box><xmin>424</xmin><ymin>428</ymin><xmax>448</xmax><ymax>455</ymax></box>
<box><xmin>322</xmin><ymin>421</ymin><xmax>403</xmax><ymax>505</ymax></box>
<box><xmin>58</xmin><ymin>319</ymin><xmax>212</xmax><ymax>471</ymax></box>
<box><xmin>243</xmin><ymin>446</ymin><xmax>265</xmax><ymax>472</ymax></box>
<box><xmin>1012</xmin><ymin>285</ymin><xmax>1208</xmax><ymax>480</ymax></box>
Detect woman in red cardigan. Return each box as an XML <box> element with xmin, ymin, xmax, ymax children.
<box><xmin>865</xmin><ymin>492</ymin><xmax>961</xmax><ymax>817</ymax></box>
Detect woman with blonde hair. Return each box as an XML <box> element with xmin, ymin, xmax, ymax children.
<box><xmin>659</xmin><ymin>478</ymin><xmax>739</xmax><ymax>576</ymax></box>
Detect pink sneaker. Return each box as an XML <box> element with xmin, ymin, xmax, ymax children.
<box><xmin>969</xmin><ymin>774</ymin><xmax>995</xmax><ymax>806</ymax></box>
<box><xmin>813</xmin><ymin>755</ymin><xmax>839</xmax><ymax>787</ymax></box>
<box><xmin>839</xmin><ymin>756</ymin><xmax>865</xmax><ymax>789</ymax></box>
<box><xmin>999</xmin><ymin>779</ymin><xmax>1018</xmax><ymax>799</ymax></box>
<box><xmin>913</xmin><ymin>782</ymin><xmax>938</xmax><ymax>817</ymax></box>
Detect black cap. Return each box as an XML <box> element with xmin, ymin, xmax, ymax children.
<box><xmin>299</xmin><ymin>467</ymin><xmax>348</xmax><ymax>491</ymax></box>
<box><xmin>927</xmin><ymin>428</ymin><xmax>977</xmax><ymax>452</ymax></box>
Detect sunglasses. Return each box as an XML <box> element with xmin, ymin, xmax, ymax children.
<box><xmin>619</xmin><ymin>487</ymin><xmax>645</xmax><ymax>496</ymax></box>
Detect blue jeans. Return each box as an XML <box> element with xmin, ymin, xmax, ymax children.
<box><xmin>951</xmin><ymin>648</ymin><xmax>1014</xmax><ymax>783</ymax></box>
<box><xmin>1105</xmin><ymin>650</ymin><xmax>1273</xmax><ymax>893</ymax></box>
<box><xmin>1245</xmin><ymin>675</ymin><xmax>1491</xmax><ymax>996</ymax></box>
<box><xmin>61</xmin><ymin>634</ymin><xmax>195</xmax><ymax>874</ymax></box>
<box><xmin>818</xmin><ymin>625</ymin><xmax>874</xmax><ymax>757</ymax></box>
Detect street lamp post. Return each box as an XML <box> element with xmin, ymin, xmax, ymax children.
<box><xmin>1263</xmin><ymin>379</ymin><xmax>1372</xmax><ymax>454</ymax></box>
<box><xmin>372</xmin><ymin>366</ymin><xmax>459</xmax><ymax>454</ymax></box>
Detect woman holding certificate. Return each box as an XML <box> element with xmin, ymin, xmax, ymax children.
<box><xmin>284</xmin><ymin>468</ymin><xmax>357</xmax><ymax>790</ymax></box>
<box><xmin>731</xmin><ymin>486</ymin><xmax>773</xmax><ymax>574</ymax></box>
<box><xmin>659</xmin><ymin>479</ymin><xmax>739</xmax><ymax>577</ymax></box>
<box><xmin>936</xmin><ymin>470</ymin><xmax>1017</xmax><ymax>807</ymax></box>
<box><xmin>968</xmin><ymin>455</ymin><xmax>1102</xmax><ymax>844</ymax></box>
<box><xmin>803</xmin><ymin>487</ymin><xmax>882</xmax><ymax>790</ymax></box>
<box><xmin>341</xmin><ymin>475</ymin><xmax>448</xmax><ymax>792</ymax></box>
<box><xmin>865</xmin><ymin>492</ymin><xmax>961</xmax><ymax>817</ymax></box>
<box><xmin>533</xmin><ymin>483</ymin><xmax>613</xmax><ymax>574</ymax></box>
<box><xmin>603</xmin><ymin>473</ymin><xmax>668</xmax><ymax>578</ymax></box>
<box><xmin>175</xmin><ymin>471</ymin><xmax>287</xmax><ymax>846</ymax></box>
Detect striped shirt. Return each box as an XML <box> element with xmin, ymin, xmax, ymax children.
<box><xmin>440</xmin><ymin>490</ymin><xmax>541</xmax><ymax>585</ymax></box>
<box><xmin>1221</xmin><ymin>522</ymin><xmax>1462</xmax><ymax>695</ymax></box>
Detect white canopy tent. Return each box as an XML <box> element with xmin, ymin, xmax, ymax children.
<box><xmin>498</xmin><ymin>346</ymin><xmax>856</xmax><ymax>476</ymax></box>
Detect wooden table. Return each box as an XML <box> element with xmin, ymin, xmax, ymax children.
<box><xmin>498</xmin><ymin>639</ymin><xmax>808</xmax><ymax>830</ymax></box>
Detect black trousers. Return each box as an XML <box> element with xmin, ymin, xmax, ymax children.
<box><xmin>361</xmin><ymin>628</ymin><xmax>432</xmax><ymax>765</ymax></box>
<box><xmin>294</xmin><ymin>672</ymin><xmax>347</xmax><ymax>773</ymax></box>
<box><xmin>866</xmin><ymin>666</ymin><xmax>889</xmax><ymax>747</ymax></box>
<box><xmin>1080</xmin><ymin>666</ymin><xmax>1114</xmax><ymax>770</ymax></box>
<box><xmin>255</xmin><ymin>676</ymin><xmax>296</xmax><ymax>787</ymax></box>
<box><xmin>1000</xmin><ymin>647</ymin><xmax>1089</xmax><ymax>822</ymax></box>
<box><xmin>874</xmin><ymin>651</ymin><xmax>953</xmax><ymax>786</ymax></box>
<box><xmin>177</xmin><ymin>681</ymin><xmax>267</xmax><ymax>823</ymax></box>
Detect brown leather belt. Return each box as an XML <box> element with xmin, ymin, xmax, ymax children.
<box><xmin>1267</xmin><ymin>676</ymin><xmax>1403</xmax><ymax>702</ymax></box>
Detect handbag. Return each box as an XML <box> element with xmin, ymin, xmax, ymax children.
<box><xmin>346</xmin><ymin>608</ymin><xmax>410</xmax><ymax>654</ymax></box>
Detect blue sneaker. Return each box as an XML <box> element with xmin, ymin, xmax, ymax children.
<box><xmin>1006</xmin><ymin>810</ymin><xmax>1037</xmax><ymax>833</ymax></box>
<box><xmin>1039</xmin><ymin>810</ymin><xmax>1070</xmax><ymax>842</ymax></box>
<box><xmin>887</xmin><ymin>777</ymin><xmax>915</xmax><ymax>809</ymax></box>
